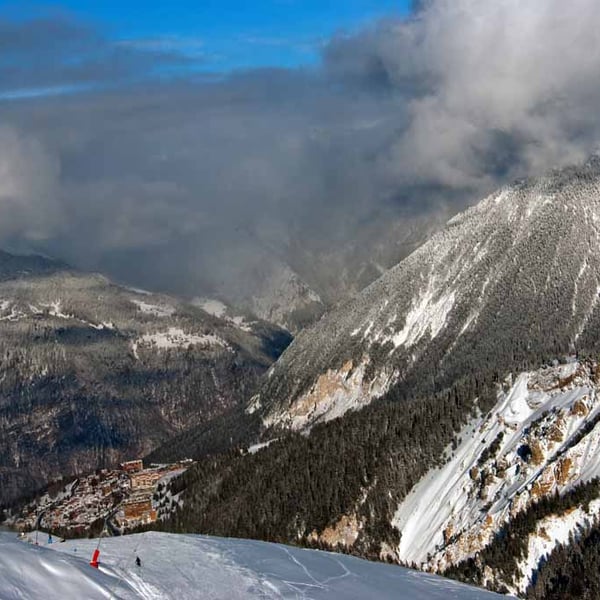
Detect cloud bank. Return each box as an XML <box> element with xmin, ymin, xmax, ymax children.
<box><xmin>1</xmin><ymin>0</ymin><xmax>600</xmax><ymax>307</ymax></box>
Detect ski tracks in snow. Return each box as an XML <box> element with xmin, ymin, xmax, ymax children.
<box><xmin>259</xmin><ymin>545</ymin><xmax>352</xmax><ymax>598</ymax></box>
<box><xmin>123</xmin><ymin>569</ymin><xmax>164</xmax><ymax>600</ymax></box>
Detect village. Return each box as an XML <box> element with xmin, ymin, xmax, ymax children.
<box><xmin>12</xmin><ymin>458</ymin><xmax>193</xmax><ymax>537</ymax></box>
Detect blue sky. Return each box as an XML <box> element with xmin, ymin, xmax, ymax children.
<box><xmin>1</xmin><ymin>1</ymin><xmax>411</xmax><ymax>71</ymax></box>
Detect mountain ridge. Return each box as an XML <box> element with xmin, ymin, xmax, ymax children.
<box><xmin>0</xmin><ymin>250</ymin><xmax>291</xmax><ymax>505</ymax></box>
<box><xmin>253</xmin><ymin>156</ymin><xmax>600</xmax><ymax>432</ymax></box>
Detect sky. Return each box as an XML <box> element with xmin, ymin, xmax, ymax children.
<box><xmin>0</xmin><ymin>0</ymin><xmax>599</xmax><ymax>313</ymax></box>
<box><xmin>1</xmin><ymin>1</ymin><xmax>411</xmax><ymax>75</ymax></box>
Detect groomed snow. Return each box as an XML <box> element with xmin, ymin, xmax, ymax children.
<box><xmin>0</xmin><ymin>531</ymin><xmax>502</xmax><ymax>599</ymax></box>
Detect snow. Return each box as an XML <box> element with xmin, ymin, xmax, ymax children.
<box><xmin>192</xmin><ymin>297</ymin><xmax>255</xmax><ymax>332</ymax></box>
<box><xmin>132</xmin><ymin>328</ymin><xmax>229</xmax><ymax>358</ymax></box>
<box><xmin>391</xmin><ymin>282</ymin><xmax>455</xmax><ymax>348</ymax></box>
<box><xmin>230</xmin><ymin>315</ymin><xmax>254</xmax><ymax>332</ymax></box>
<box><xmin>17</xmin><ymin>300</ymin><xmax>114</xmax><ymax>331</ymax></box>
<box><xmin>0</xmin><ymin>531</ymin><xmax>502</xmax><ymax>599</ymax></box>
<box><xmin>0</xmin><ymin>534</ymin><xmax>126</xmax><ymax>599</ymax></box>
<box><xmin>91</xmin><ymin>321</ymin><xmax>115</xmax><ymax>331</ymax></box>
<box><xmin>516</xmin><ymin>499</ymin><xmax>600</xmax><ymax>593</ymax></box>
<box><xmin>458</xmin><ymin>312</ymin><xmax>477</xmax><ymax>336</ymax></box>
<box><xmin>247</xmin><ymin>439</ymin><xmax>278</xmax><ymax>454</ymax></box>
<box><xmin>40</xmin><ymin>300</ymin><xmax>78</xmax><ymax>321</ymax></box>
<box><xmin>393</xmin><ymin>362</ymin><xmax>600</xmax><ymax>571</ymax></box>
<box><xmin>130</xmin><ymin>299</ymin><xmax>175</xmax><ymax>318</ymax></box>
<box><xmin>572</xmin><ymin>258</ymin><xmax>589</xmax><ymax>316</ymax></box>
<box><xmin>306</xmin><ymin>288</ymin><xmax>322</xmax><ymax>303</ymax></box>
<box><xmin>0</xmin><ymin>305</ymin><xmax>25</xmax><ymax>321</ymax></box>
<box><xmin>500</xmin><ymin>374</ymin><xmax>532</xmax><ymax>425</ymax></box>
<box><xmin>574</xmin><ymin>284</ymin><xmax>600</xmax><ymax>341</ymax></box>
<box><xmin>124</xmin><ymin>286</ymin><xmax>153</xmax><ymax>296</ymax></box>
<box><xmin>193</xmin><ymin>298</ymin><xmax>228</xmax><ymax>318</ymax></box>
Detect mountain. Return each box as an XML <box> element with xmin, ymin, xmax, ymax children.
<box><xmin>0</xmin><ymin>251</ymin><xmax>291</xmax><ymax>506</ymax></box>
<box><xmin>203</xmin><ymin>257</ymin><xmax>327</xmax><ymax>334</ymax></box>
<box><xmin>253</xmin><ymin>156</ymin><xmax>600</xmax><ymax>431</ymax></box>
<box><xmin>222</xmin><ymin>209</ymin><xmax>447</xmax><ymax>333</ymax></box>
<box><xmin>397</xmin><ymin>359</ymin><xmax>600</xmax><ymax>596</ymax></box>
<box><xmin>113</xmin><ymin>207</ymin><xmax>447</xmax><ymax>334</ymax></box>
<box><xmin>0</xmin><ymin>250</ymin><xmax>67</xmax><ymax>280</ymax></box>
<box><xmin>153</xmin><ymin>157</ymin><xmax>600</xmax><ymax>596</ymax></box>
<box><xmin>0</xmin><ymin>531</ymin><xmax>502</xmax><ymax>599</ymax></box>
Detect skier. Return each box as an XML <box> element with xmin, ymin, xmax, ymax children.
<box><xmin>135</xmin><ymin>556</ymin><xmax>142</xmax><ymax>567</ymax></box>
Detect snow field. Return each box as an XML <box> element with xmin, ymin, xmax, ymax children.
<box><xmin>1</xmin><ymin>531</ymin><xmax>503</xmax><ymax>599</ymax></box>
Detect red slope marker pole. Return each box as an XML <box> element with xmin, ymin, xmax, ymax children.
<box><xmin>90</xmin><ymin>548</ymin><xmax>100</xmax><ymax>568</ymax></box>
<box><xmin>90</xmin><ymin>513</ymin><xmax>110</xmax><ymax>568</ymax></box>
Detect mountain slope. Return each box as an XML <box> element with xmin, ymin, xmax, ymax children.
<box><xmin>154</xmin><ymin>158</ymin><xmax>600</xmax><ymax>596</ymax></box>
<box><xmin>213</xmin><ymin>258</ymin><xmax>326</xmax><ymax>334</ymax></box>
<box><xmin>395</xmin><ymin>359</ymin><xmax>600</xmax><ymax>594</ymax></box>
<box><xmin>0</xmin><ymin>252</ymin><xmax>291</xmax><ymax>505</ymax></box>
<box><xmin>136</xmin><ymin>207</ymin><xmax>447</xmax><ymax>334</ymax></box>
<box><xmin>0</xmin><ymin>531</ymin><xmax>502</xmax><ymax>599</ymax></box>
<box><xmin>253</xmin><ymin>157</ymin><xmax>600</xmax><ymax>431</ymax></box>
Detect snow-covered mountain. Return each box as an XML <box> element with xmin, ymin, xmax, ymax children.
<box><xmin>395</xmin><ymin>359</ymin><xmax>600</xmax><ymax>595</ymax></box>
<box><xmin>253</xmin><ymin>157</ymin><xmax>600</xmax><ymax>431</ymax></box>
<box><xmin>0</xmin><ymin>250</ymin><xmax>291</xmax><ymax>505</ymax></box>
<box><xmin>151</xmin><ymin>158</ymin><xmax>600</xmax><ymax>597</ymax></box>
<box><xmin>0</xmin><ymin>531</ymin><xmax>502</xmax><ymax>599</ymax></box>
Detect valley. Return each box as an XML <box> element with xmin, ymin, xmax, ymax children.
<box><xmin>0</xmin><ymin>253</ymin><xmax>290</xmax><ymax>506</ymax></box>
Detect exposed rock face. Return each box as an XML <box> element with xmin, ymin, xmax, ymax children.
<box><xmin>253</xmin><ymin>157</ymin><xmax>600</xmax><ymax>432</ymax></box>
<box><xmin>0</xmin><ymin>252</ymin><xmax>291</xmax><ymax>505</ymax></box>
<box><xmin>257</xmin><ymin>358</ymin><xmax>395</xmax><ymax>431</ymax></box>
<box><xmin>393</xmin><ymin>360</ymin><xmax>600</xmax><ymax>593</ymax></box>
<box><xmin>214</xmin><ymin>258</ymin><xmax>327</xmax><ymax>334</ymax></box>
<box><xmin>308</xmin><ymin>514</ymin><xmax>362</xmax><ymax>549</ymax></box>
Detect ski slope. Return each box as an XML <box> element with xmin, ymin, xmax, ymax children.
<box><xmin>0</xmin><ymin>531</ymin><xmax>502</xmax><ymax>599</ymax></box>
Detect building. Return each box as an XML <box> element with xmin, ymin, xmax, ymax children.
<box><xmin>120</xmin><ymin>460</ymin><xmax>144</xmax><ymax>473</ymax></box>
<box><xmin>122</xmin><ymin>497</ymin><xmax>157</xmax><ymax>524</ymax></box>
<box><xmin>130</xmin><ymin>471</ymin><xmax>163</xmax><ymax>490</ymax></box>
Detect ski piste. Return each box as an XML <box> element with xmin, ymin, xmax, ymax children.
<box><xmin>2</xmin><ymin>530</ymin><xmax>503</xmax><ymax>599</ymax></box>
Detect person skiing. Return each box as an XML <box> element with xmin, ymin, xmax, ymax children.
<box><xmin>135</xmin><ymin>556</ymin><xmax>141</xmax><ymax>567</ymax></box>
